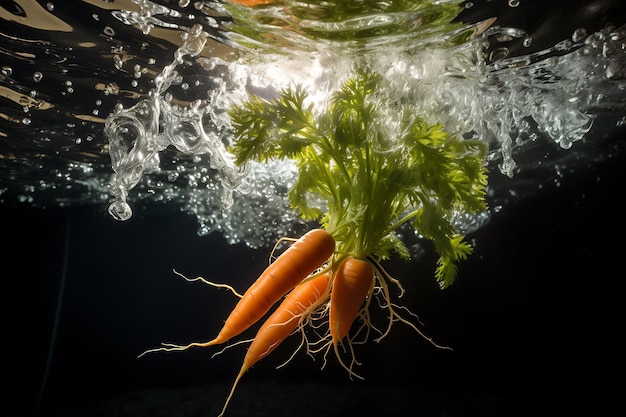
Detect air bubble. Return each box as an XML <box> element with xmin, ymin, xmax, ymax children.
<box><xmin>46</xmin><ymin>2</ymin><xmax>54</xmax><ymax>11</ymax></box>
<box><xmin>489</xmin><ymin>47</ymin><xmax>509</xmax><ymax>62</ymax></box>
<box><xmin>522</xmin><ymin>37</ymin><xmax>532</xmax><ymax>47</ymax></box>
<box><xmin>104</xmin><ymin>26</ymin><xmax>116</xmax><ymax>37</ymax></box>
<box><xmin>108</xmin><ymin>200</ymin><xmax>133</xmax><ymax>221</ymax></box>
<box><xmin>508</xmin><ymin>0</ymin><xmax>520</xmax><ymax>7</ymax></box>
<box><xmin>572</xmin><ymin>28</ymin><xmax>587</xmax><ymax>43</ymax></box>
<box><xmin>606</xmin><ymin>62</ymin><xmax>625</xmax><ymax>80</ymax></box>
<box><xmin>33</xmin><ymin>71</ymin><xmax>43</xmax><ymax>82</ymax></box>
<box><xmin>113</xmin><ymin>56</ymin><xmax>123</xmax><ymax>70</ymax></box>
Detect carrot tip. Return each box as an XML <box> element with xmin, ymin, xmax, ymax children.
<box><xmin>218</xmin><ymin>366</ymin><xmax>249</xmax><ymax>417</ymax></box>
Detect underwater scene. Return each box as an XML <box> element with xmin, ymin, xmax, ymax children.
<box><xmin>2</xmin><ymin>0</ymin><xmax>625</xmax><ymax>416</ymax></box>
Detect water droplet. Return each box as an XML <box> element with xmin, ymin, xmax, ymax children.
<box><xmin>108</xmin><ymin>200</ymin><xmax>133</xmax><ymax>221</ymax></box>
<box><xmin>572</xmin><ymin>28</ymin><xmax>587</xmax><ymax>43</ymax></box>
<box><xmin>610</xmin><ymin>29</ymin><xmax>626</xmax><ymax>42</ymax></box>
<box><xmin>522</xmin><ymin>36</ymin><xmax>532</xmax><ymax>47</ymax></box>
<box><xmin>104</xmin><ymin>26</ymin><xmax>116</xmax><ymax>37</ymax></box>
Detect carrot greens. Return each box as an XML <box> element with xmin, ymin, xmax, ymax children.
<box><xmin>230</xmin><ymin>69</ymin><xmax>488</xmax><ymax>288</ymax></box>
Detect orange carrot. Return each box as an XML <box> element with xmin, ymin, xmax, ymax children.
<box><xmin>218</xmin><ymin>273</ymin><xmax>330</xmax><ymax>417</ymax></box>
<box><xmin>329</xmin><ymin>257</ymin><xmax>374</xmax><ymax>343</ymax></box>
<box><xmin>141</xmin><ymin>229</ymin><xmax>335</xmax><ymax>356</ymax></box>
<box><xmin>227</xmin><ymin>0</ymin><xmax>275</xmax><ymax>6</ymax></box>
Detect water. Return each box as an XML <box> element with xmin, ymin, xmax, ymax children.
<box><xmin>1</xmin><ymin>0</ymin><xmax>624</xmax><ymax>250</ymax></box>
<box><xmin>1</xmin><ymin>1</ymin><xmax>625</xmax><ymax>248</ymax></box>
<box><xmin>2</xmin><ymin>2</ymin><xmax>625</xmax><ymax>415</ymax></box>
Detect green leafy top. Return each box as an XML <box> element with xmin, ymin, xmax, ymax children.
<box><xmin>229</xmin><ymin>69</ymin><xmax>488</xmax><ymax>288</ymax></box>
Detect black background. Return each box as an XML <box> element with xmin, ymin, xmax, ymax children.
<box><xmin>3</xmin><ymin>134</ymin><xmax>624</xmax><ymax>416</ymax></box>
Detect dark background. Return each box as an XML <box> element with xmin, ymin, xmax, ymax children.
<box><xmin>3</xmin><ymin>133</ymin><xmax>624</xmax><ymax>417</ymax></box>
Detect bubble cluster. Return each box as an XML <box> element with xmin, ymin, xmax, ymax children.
<box><xmin>2</xmin><ymin>0</ymin><xmax>624</xmax><ymax>247</ymax></box>
<box><xmin>99</xmin><ymin>1</ymin><xmax>626</xmax><ymax>247</ymax></box>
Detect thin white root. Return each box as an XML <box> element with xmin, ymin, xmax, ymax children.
<box><xmin>371</xmin><ymin>263</ymin><xmax>452</xmax><ymax>351</ymax></box>
<box><xmin>269</xmin><ymin>236</ymin><xmax>298</xmax><ymax>265</ymax></box>
<box><xmin>211</xmin><ymin>338</ymin><xmax>254</xmax><ymax>359</ymax></box>
<box><xmin>218</xmin><ymin>368</ymin><xmax>247</xmax><ymax>417</ymax></box>
<box><xmin>172</xmin><ymin>269</ymin><xmax>243</xmax><ymax>298</ymax></box>
<box><xmin>332</xmin><ymin>340</ymin><xmax>364</xmax><ymax>381</ymax></box>
<box><xmin>138</xmin><ymin>341</ymin><xmax>215</xmax><ymax>358</ymax></box>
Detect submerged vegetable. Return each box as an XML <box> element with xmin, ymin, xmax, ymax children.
<box><xmin>230</xmin><ymin>69</ymin><xmax>488</xmax><ymax>289</ymax></box>
<box><xmin>143</xmin><ymin>68</ymin><xmax>488</xmax><ymax>416</ymax></box>
<box><xmin>221</xmin><ymin>67</ymin><xmax>488</xmax><ymax>389</ymax></box>
<box><xmin>139</xmin><ymin>229</ymin><xmax>334</xmax><ymax>357</ymax></box>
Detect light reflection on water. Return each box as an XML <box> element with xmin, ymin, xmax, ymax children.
<box><xmin>0</xmin><ymin>0</ymin><xmax>625</xmax><ymax>247</ymax></box>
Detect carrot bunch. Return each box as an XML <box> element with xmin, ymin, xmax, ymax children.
<box><xmin>142</xmin><ymin>68</ymin><xmax>488</xmax><ymax>415</ymax></box>
<box><xmin>140</xmin><ymin>230</ymin><xmax>390</xmax><ymax>416</ymax></box>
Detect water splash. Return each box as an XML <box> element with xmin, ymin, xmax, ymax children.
<box><xmin>2</xmin><ymin>1</ymin><xmax>622</xmax><ymax>246</ymax></box>
<box><xmin>100</xmin><ymin>1</ymin><xmax>625</xmax><ymax>247</ymax></box>
<box><xmin>105</xmin><ymin>23</ymin><xmax>239</xmax><ymax>221</ymax></box>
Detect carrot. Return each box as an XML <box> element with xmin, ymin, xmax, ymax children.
<box><xmin>218</xmin><ymin>273</ymin><xmax>330</xmax><ymax>417</ymax></box>
<box><xmin>326</xmin><ymin>256</ymin><xmax>374</xmax><ymax>379</ymax></box>
<box><xmin>329</xmin><ymin>256</ymin><xmax>374</xmax><ymax>343</ymax></box>
<box><xmin>140</xmin><ymin>229</ymin><xmax>335</xmax><ymax>356</ymax></box>
<box><xmin>227</xmin><ymin>0</ymin><xmax>275</xmax><ymax>6</ymax></box>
